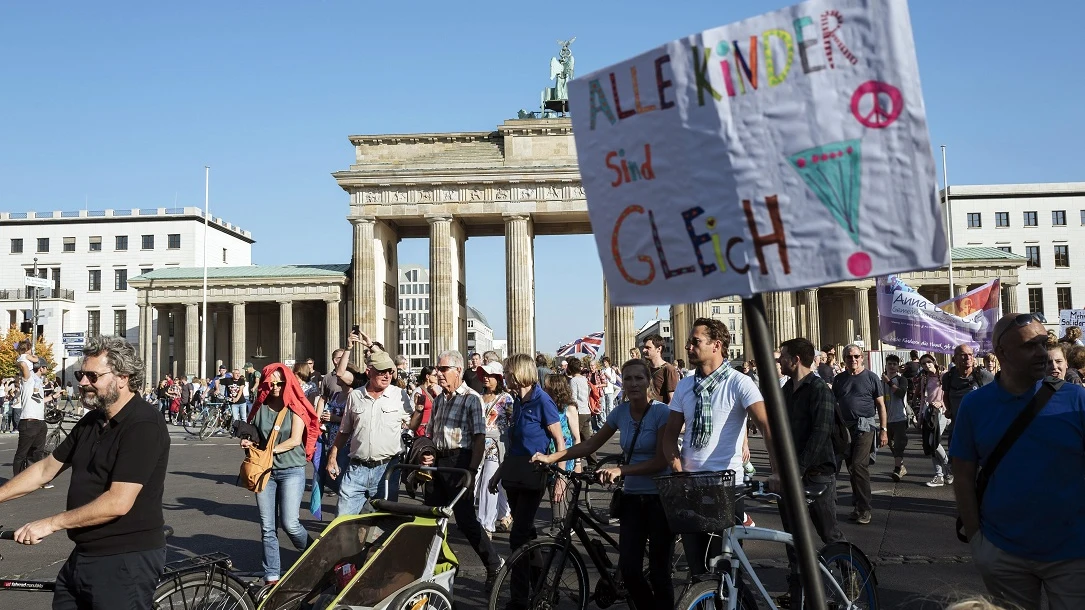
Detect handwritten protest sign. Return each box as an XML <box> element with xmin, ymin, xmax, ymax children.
<box><xmin>1060</xmin><ymin>310</ymin><xmax>1085</xmax><ymax>336</ymax></box>
<box><xmin>570</xmin><ymin>0</ymin><xmax>947</xmax><ymax>306</ymax></box>
<box><xmin>877</xmin><ymin>276</ymin><xmax>1001</xmax><ymax>354</ymax></box>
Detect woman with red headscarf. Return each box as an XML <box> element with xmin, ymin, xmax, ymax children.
<box><xmin>240</xmin><ymin>363</ymin><xmax>320</xmax><ymax>585</ymax></box>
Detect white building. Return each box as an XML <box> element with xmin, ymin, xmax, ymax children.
<box><xmin>491</xmin><ymin>339</ymin><xmax>508</xmax><ymax>360</ymax></box>
<box><xmin>635</xmin><ymin>318</ymin><xmax>673</xmax><ymax>363</ymax></box>
<box><xmin>946</xmin><ymin>182</ymin><xmax>1085</xmax><ymax>328</ymax></box>
<box><xmin>1</xmin><ymin>207</ymin><xmax>253</xmax><ymax>379</ymax></box>
<box><xmin>467</xmin><ymin>306</ymin><xmax>494</xmax><ymax>356</ymax></box>
<box><xmin>397</xmin><ymin>265</ymin><xmax>431</xmax><ymax>370</ymax></box>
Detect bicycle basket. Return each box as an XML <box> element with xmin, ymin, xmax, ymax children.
<box><xmin>654</xmin><ymin>470</ymin><xmax>736</xmax><ymax>534</ymax></box>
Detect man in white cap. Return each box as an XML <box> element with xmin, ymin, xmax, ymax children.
<box><xmin>326</xmin><ymin>351</ymin><xmax>412</xmax><ymax>515</ymax></box>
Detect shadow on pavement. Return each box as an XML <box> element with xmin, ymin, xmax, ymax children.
<box><xmin>166</xmin><ymin>496</ymin><xmax>253</xmax><ymax>521</ymax></box>
<box><xmin>170</xmin><ymin>469</ymin><xmax>240</xmax><ymax>486</ymax></box>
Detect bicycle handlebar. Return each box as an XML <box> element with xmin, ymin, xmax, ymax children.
<box><xmin>0</xmin><ymin>530</ymin><xmax>14</xmax><ymax>541</ymax></box>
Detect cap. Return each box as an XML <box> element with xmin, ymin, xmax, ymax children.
<box><xmin>476</xmin><ymin>361</ymin><xmax>503</xmax><ymax>378</ymax></box>
<box><xmin>218</xmin><ymin>364</ymin><xmax>227</xmax><ymax>370</ymax></box>
<box><xmin>368</xmin><ymin>351</ymin><xmax>396</xmax><ymax>372</ymax></box>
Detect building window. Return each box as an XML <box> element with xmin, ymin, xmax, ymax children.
<box><xmin>89</xmin><ymin>236</ymin><xmax>102</xmax><ymax>252</ymax></box>
<box><xmin>1081</xmin><ymin>210</ymin><xmax>1085</xmax><ymax>226</ymax></box>
<box><xmin>141</xmin><ymin>268</ymin><xmax>152</xmax><ymax>276</ymax></box>
<box><xmin>37</xmin><ymin>237</ymin><xmax>49</xmax><ymax>253</ymax></box>
<box><xmin>728</xmin><ymin>305</ymin><xmax>736</xmax><ymax>313</ymax></box>
<box><xmin>87</xmin><ymin>310</ymin><xmax>101</xmax><ymax>337</ymax></box>
<box><xmin>63</xmin><ymin>237</ymin><xmax>76</xmax><ymax>252</ymax></box>
<box><xmin>113</xmin><ymin>309</ymin><xmax>127</xmax><ymax>336</ymax></box>
<box><xmin>141</xmin><ymin>235</ymin><xmax>154</xmax><ymax>250</ymax></box>
<box><xmin>711</xmin><ymin>306</ymin><xmax>720</xmax><ymax>314</ymax></box>
<box><xmin>116</xmin><ymin>235</ymin><xmax>128</xmax><ymax>251</ymax></box>
<box><xmin>1025</xmin><ymin>246</ymin><xmax>1041</xmax><ymax>268</ymax></box>
<box><xmin>1053</xmin><ymin>210</ymin><xmax>1067</xmax><ymax>226</ymax></box>
<box><xmin>88</xmin><ymin>270</ymin><xmax>101</xmax><ymax>292</ymax></box>
<box><xmin>1028</xmin><ymin>288</ymin><xmax>1045</xmax><ymax>316</ymax></box>
<box><xmin>1058</xmin><ymin>287</ymin><xmax>1073</xmax><ymax>312</ymax></box>
<box><xmin>995</xmin><ymin>212</ymin><xmax>1009</xmax><ymax>227</ymax></box>
<box><xmin>114</xmin><ymin>269</ymin><xmax>128</xmax><ymax>291</ymax></box>
<box><xmin>222</xmin><ymin>248</ymin><xmax>227</xmax><ymax>263</ymax></box>
<box><xmin>1023</xmin><ymin>211</ymin><xmax>1038</xmax><ymax>227</ymax></box>
<box><xmin>966</xmin><ymin>212</ymin><xmax>981</xmax><ymax>228</ymax></box>
<box><xmin>10</xmin><ymin>238</ymin><xmax>23</xmax><ymax>253</ymax></box>
<box><xmin>997</xmin><ymin>246</ymin><xmax>1013</xmax><ymax>254</ymax></box>
<box><xmin>1055</xmin><ymin>245</ymin><xmax>1070</xmax><ymax>267</ymax></box>
<box><xmin>167</xmin><ymin>234</ymin><xmax>181</xmax><ymax>249</ymax></box>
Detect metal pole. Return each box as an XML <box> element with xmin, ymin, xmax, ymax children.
<box><xmin>941</xmin><ymin>145</ymin><xmax>955</xmax><ymax>299</ymax></box>
<box><xmin>742</xmin><ymin>294</ymin><xmax>827</xmax><ymax>610</ymax></box>
<box><xmin>201</xmin><ymin>166</ymin><xmax>209</xmax><ymax>379</ymax></box>
<box><xmin>31</xmin><ymin>257</ymin><xmax>39</xmax><ymax>355</ymax></box>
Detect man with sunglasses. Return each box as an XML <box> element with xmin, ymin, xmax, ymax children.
<box><xmin>951</xmin><ymin>313</ymin><xmax>1085</xmax><ymax>609</ymax></box>
<box><xmin>0</xmin><ymin>335</ymin><xmax>170</xmax><ymax>609</ymax></box>
<box><xmin>326</xmin><ymin>351</ymin><xmax>411</xmax><ymax>515</ymax></box>
<box><xmin>831</xmin><ymin>344</ymin><xmax>888</xmax><ymax>525</ymax></box>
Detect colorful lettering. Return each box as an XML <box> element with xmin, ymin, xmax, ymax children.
<box><xmin>649</xmin><ymin>210</ymin><xmax>695</xmax><ymax>279</ymax></box>
<box><xmin>733</xmin><ymin>37</ymin><xmax>758</xmax><ymax>92</ymax></box>
<box><xmin>726</xmin><ymin>236</ymin><xmax>749</xmax><ymax>274</ymax></box>
<box><xmin>794</xmin><ymin>16</ymin><xmax>824</xmax><ymax>74</ymax></box>
<box><xmin>605</xmin><ymin>151</ymin><xmax>622</xmax><ymax>187</ymax></box>
<box><xmin>692</xmin><ymin>46</ymin><xmax>722</xmax><ymax>105</ymax></box>
<box><xmin>681</xmin><ymin>207</ymin><xmax>717</xmax><ymax>276</ymax></box>
<box><xmin>762</xmin><ymin>29</ymin><xmax>794</xmax><ymax>87</ymax></box>
<box><xmin>611</xmin><ymin>205</ymin><xmax>655</xmax><ymax>285</ymax></box>
<box><xmin>610</xmin><ymin>72</ymin><xmax>636</xmax><ymax>120</ymax></box>
<box><xmin>718</xmin><ymin>60</ymin><xmax>737</xmax><ymax>97</ymax></box>
<box><xmin>588</xmin><ymin>79</ymin><xmax>616</xmax><ymax>130</ymax></box>
<box><xmin>742</xmin><ymin>195</ymin><xmax>791</xmax><ymax>275</ymax></box>
<box><xmin>711</xmin><ymin>232</ymin><xmax>727</xmax><ymax>271</ymax></box>
<box><xmin>821</xmin><ymin>10</ymin><xmax>857</xmax><ymax>68</ymax></box>
<box><xmin>654</xmin><ymin>55</ymin><xmax>675</xmax><ymax>110</ymax></box>
<box><xmin>631</xmin><ymin>66</ymin><xmax>657</xmax><ymax>114</ymax></box>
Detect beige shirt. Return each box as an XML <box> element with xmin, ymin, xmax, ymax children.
<box><xmin>340</xmin><ymin>384</ymin><xmax>412</xmax><ymax>461</ymax></box>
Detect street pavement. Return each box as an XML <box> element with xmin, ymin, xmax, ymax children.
<box><xmin>0</xmin><ymin>421</ymin><xmax>987</xmax><ymax>609</ymax></box>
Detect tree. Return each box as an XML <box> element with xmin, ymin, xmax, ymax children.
<box><xmin>0</xmin><ymin>326</ymin><xmax>56</xmax><ymax>380</ymax></box>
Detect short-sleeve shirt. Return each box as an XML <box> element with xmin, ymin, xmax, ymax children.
<box><xmin>832</xmin><ymin>369</ymin><xmax>882</xmax><ymax>422</ymax></box>
<box><xmin>669</xmin><ymin>367</ymin><xmax>763</xmax><ymax>474</ymax></box>
<box><xmin>507</xmin><ymin>384</ymin><xmax>562</xmax><ymax>456</ymax></box>
<box><xmin>949</xmin><ymin>379</ymin><xmax>1085</xmax><ymax>561</ymax></box>
<box><xmin>883</xmin><ymin>374</ymin><xmax>909</xmax><ymax>423</ymax></box>
<box><xmin>339</xmin><ymin>385</ymin><xmax>412</xmax><ymax>460</ymax></box>
<box><xmin>941</xmin><ymin>368</ymin><xmax>994</xmax><ymax>420</ymax></box>
<box><xmin>429</xmin><ymin>382</ymin><xmax>486</xmax><ymax>452</ymax></box>
<box><xmin>605</xmin><ymin>400</ymin><xmax>670</xmax><ymax>494</ymax></box>
<box><xmin>53</xmin><ymin>395</ymin><xmax>171</xmax><ymax>555</ymax></box>
<box><xmin>253</xmin><ymin>405</ymin><xmax>307</xmax><ymax>469</ymax></box>
<box><xmin>650</xmin><ymin>362</ymin><xmax>681</xmax><ymax>403</ymax></box>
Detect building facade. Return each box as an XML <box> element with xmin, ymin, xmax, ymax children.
<box><xmin>397</xmin><ymin>265</ymin><xmax>431</xmax><ymax>370</ymax></box>
<box><xmin>466</xmin><ymin>306</ymin><xmax>494</xmax><ymax>357</ymax></box>
<box><xmin>946</xmin><ymin>182</ymin><xmax>1085</xmax><ymax>327</ymax></box>
<box><xmin>635</xmin><ymin>318</ymin><xmax>674</xmax><ymax>363</ymax></box>
<box><xmin>1</xmin><ymin>207</ymin><xmax>253</xmax><ymax>379</ymax></box>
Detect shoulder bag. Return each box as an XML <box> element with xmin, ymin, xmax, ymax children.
<box><xmin>608</xmin><ymin>411</ymin><xmax>645</xmax><ymax>518</ymax></box>
<box><xmin>238</xmin><ymin>406</ymin><xmax>290</xmax><ymax>494</ymax></box>
<box><xmin>956</xmin><ymin>378</ymin><xmax>1063</xmax><ymax>542</ymax></box>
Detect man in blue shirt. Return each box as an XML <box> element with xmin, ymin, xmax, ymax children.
<box><xmin>950</xmin><ymin>313</ymin><xmax>1085</xmax><ymax>610</ymax></box>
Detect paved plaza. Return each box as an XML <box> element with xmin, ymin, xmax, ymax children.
<box><xmin>0</xmin><ymin>423</ymin><xmax>984</xmax><ymax>609</ymax></box>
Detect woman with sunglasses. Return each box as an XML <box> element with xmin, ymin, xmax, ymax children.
<box><xmin>240</xmin><ymin>365</ymin><xmax>320</xmax><ymax>585</ymax></box>
<box><xmin>533</xmin><ymin>359</ymin><xmax>674</xmax><ymax>610</ymax></box>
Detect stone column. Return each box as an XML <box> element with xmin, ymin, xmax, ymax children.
<box><xmin>138</xmin><ymin>303</ymin><xmax>152</xmax><ymax>387</ymax></box>
<box><xmin>351</xmin><ymin>217</ymin><xmax>375</xmax><ymax>366</ymax></box>
<box><xmin>429</xmin><ymin>216</ymin><xmax>455</xmax><ymax>357</ymax></box>
<box><xmin>763</xmin><ymin>291</ymin><xmax>796</xmax><ymax>346</ymax></box>
<box><xmin>855</xmin><ymin>287</ymin><xmax>871</xmax><ymax>348</ymax></box>
<box><xmin>669</xmin><ymin>303</ymin><xmax>687</xmax><ymax>354</ymax></box>
<box><xmin>279</xmin><ymin>300</ymin><xmax>294</xmax><ymax>362</ymax></box>
<box><xmin>1004</xmin><ymin>283</ymin><xmax>1019</xmax><ymax>313</ymax></box>
<box><xmin>231</xmin><ymin>302</ymin><xmax>246</xmax><ymax>370</ymax></box>
<box><xmin>603</xmin><ymin>279</ymin><xmax>636</xmax><ymax>362</ymax></box>
<box><xmin>325</xmin><ymin>299</ymin><xmax>341</xmax><ymax>372</ymax></box>
<box><xmin>804</xmin><ymin>288</ymin><xmax>821</xmax><ymax>347</ymax></box>
<box><xmin>155</xmin><ymin>307</ymin><xmax>168</xmax><ymax>381</ymax></box>
<box><xmin>687</xmin><ymin>301</ymin><xmax>715</xmax><ymax>322</ymax></box>
<box><xmin>504</xmin><ymin>214</ymin><xmax>536</xmax><ymax>355</ymax></box>
<box><xmin>184</xmin><ymin>302</ymin><xmax>199</xmax><ymax>377</ymax></box>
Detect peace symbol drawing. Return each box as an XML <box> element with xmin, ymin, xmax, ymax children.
<box><xmin>849</xmin><ymin>81</ymin><xmax>903</xmax><ymax>129</ymax></box>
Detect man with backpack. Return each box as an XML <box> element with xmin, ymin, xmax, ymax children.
<box><xmin>951</xmin><ymin>313</ymin><xmax>1085</xmax><ymax>609</ymax></box>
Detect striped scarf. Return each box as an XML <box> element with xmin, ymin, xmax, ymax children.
<box><xmin>691</xmin><ymin>362</ymin><xmax>731</xmax><ymax>449</ymax></box>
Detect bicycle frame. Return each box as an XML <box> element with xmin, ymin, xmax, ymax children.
<box><xmin>705</xmin><ymin>525</ymin><xmax>857</xmax><ymax>610</ymax></box>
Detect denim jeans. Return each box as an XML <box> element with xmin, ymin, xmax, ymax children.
<box><xmin>230</xmin><ymin>402</ymin><xmax>246</xmax><ymax>425</ymax></box>
<box><xmin>255</xmin><ymin>466</ymin><xmax>311</xmax><ymax>580</ymax></box>
<box><xmin>337</xmin><ymin>456</ymin><xmax>400</xmax><ymax>515</ymax></box>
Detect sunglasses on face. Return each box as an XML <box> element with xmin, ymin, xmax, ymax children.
<box><xmin>268</xmin><ymin>381</ymin><xmax>285</xmax><ymax>388</ymax></box>
<box><xmin>75</xmin><ymin>370</ymin><xmax>113</xmax><ymax>383</ymax></box>
<box><xmin>992</xmin><ymin>313</ymin><xmax>1047</xmax><ymax>347</ymax></box>
<box><xmin>845</xmin><ymin>354</ymin><xmax>862</xmax><ymax>360</ymax></box>
<box><xmin>437</xmin><ymin>366</ymin><xmax>458</xmax><ymax>372</ymax></box>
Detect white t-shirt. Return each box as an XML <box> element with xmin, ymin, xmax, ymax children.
<box><xmin>602</xmin><ymin>367</ymin><xmax>618</xmax><ymax>395</ymax></box>
<box><xmin>17</xmin><ymin>355</ymin><xmax>45</xmax><ymax>420</ymax></box>
<box><xmin>669</xmin><ymin>366</ymin><xmax>763</xmax><ymax>474</ymax></box>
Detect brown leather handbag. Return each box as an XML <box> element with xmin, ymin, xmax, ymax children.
<box><xmin>238</xmin><ymin>407</ymin><xmax>289</xmax><ymax>493</ymax></box>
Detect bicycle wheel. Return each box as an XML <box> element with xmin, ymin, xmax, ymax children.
<box><xmin>44</xmin><ymin>409</ymin><xmax>63</xmax><ymax>425</ymax></box>
<box><xmin>391</xmin><ymin>581</ymin><xmax>455</xmax><ymax>610</ymax></box>
<box><xmin>676</xmin><ymin>579</ymin><xmax>724</xmax><ymax>610</ymax></box>
<box><xmin>198</xmin><ymin>411</ymin><xmax>221</xmax><ymax>440</ymax></box>
<box><xmin>153</xmin><ymin>570</ymin><xmax>255</xmax><ymax>610</ymax></box>
<box><xmin>44</xmin><ymin>426</ymin><xmax>67</xmax><ymax>454</ymax></box>
<box><xmin>819</xmin><ymin>542</ymin><xmax>880</xmax><ymax>609</ymax></box>
<box><xmin>488</xmin><ymin>540</ymin><xmax>589</xmax><ymax>610</ymax></box>
<box><xmin>183</xmin><ymin>407</ymin><xmax>208</xmax><ymax>436</ymax></box>
<box><xmin>585</xmin><ymin>454</ymin><xmax>622</xmax><ymax>524</ymax></box>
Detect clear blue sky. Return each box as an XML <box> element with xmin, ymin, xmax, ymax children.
<box><xmin>2</xmin><ymin>1</ymin><xmax>1081</xmax><ymax>350</ymax></box>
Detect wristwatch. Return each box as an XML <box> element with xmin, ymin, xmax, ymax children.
<box><xmin>879</xmin><ymin>426</ymin><xmax>888</xmax><ymax>432</ymax></box>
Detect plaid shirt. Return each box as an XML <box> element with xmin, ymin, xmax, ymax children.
<box><xmin>428</xmin><ymin>382</ymin><xmax>485</xmax><ymax>451</ymax></box>
<box><xmin>782</xmin><ymin>371</ymin><xmax>837</xmax><ymax>473</ymax></box>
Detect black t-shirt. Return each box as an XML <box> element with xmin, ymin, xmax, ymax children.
<box><xmin>816</xmin><ymin>364</ymin><xmax>835</xmax><ymax>384</ymax></box>
<box><xmin>831</xmin><ymin>369</ymin><xmax>882</xmax><ymax>423</ymax></box>
<box><xmin>462</xmin><ymin>369</ymin><xmax>485</xmax><ymax>395</ymax></box>
<box><xmin>53</xmin><ymin>395</ymin><xmax>170</xmax><ymax>555</ymax></box>
<box><xmin>941</xmin><ymin>368</ymin><xmax>994</xmax><ymax>420</ymax></box>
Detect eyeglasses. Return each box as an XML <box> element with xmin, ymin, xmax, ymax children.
<box><xmin>268</xmin><ymin>381</ymin><xmax>285</xmax><ymax>388</ymax></box>
<box><xmin>437</xmin><ymin>366</ymin><xmax>458</xmax><ymax>372</ymax></box>
<box><xmin>75</xmin><ymin>370</ymin><xmax>113</xmax><ymax>383</ymax></box>
<box><xmin>845</xmin><ymin>354</ymin><xmax>863</xmax><ymax>360</ymax></box>
<box><xmin>992</xmin><ymin>313</ymin><xmax>1047</xmax><ymax>348</ymax></box>
<box><xmin>372</xmin><ymin>369</ymin><xmax>395</xmax><ymax>376</ymax></box>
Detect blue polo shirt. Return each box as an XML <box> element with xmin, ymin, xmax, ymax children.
<box><xmin>949</xmin><ymin>378</ymin><xmax>1085</xmax><ymax>561</ymax></box>
<box><xmin>508</xmin><ymin>385</ymin><xmax>562</xmax><ymax>457</ymax></box>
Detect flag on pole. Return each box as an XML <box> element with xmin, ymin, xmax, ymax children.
<box><xmin>557</xmin><ymin>332</ymin><xmax>605</xmax><ymax>357</ymax></box>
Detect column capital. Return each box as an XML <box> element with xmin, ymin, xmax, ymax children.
<box><xmin>804</xmin><ymin>287</ymin><xmax>819</xmax><ymax>293</ymax></box>
<box><xmin>503</xmin><ymin>213</ymin><xmax>532</xmax><ymax>222</ymax></box>
<box><xmin>323</xmin><ymin>298</ymin><xmax>341</xmax><ymax>304</ymax></box>
<box><xmin>277</xmin><ymin>299</ymin><xmax>294</xmax><ymax>305</ymax></box>
<box><xmin>349</xmin><ymin>215</ymin><xmax>376</xmax><ymax>226</ymax></box>
<box><xmin>426</xmin><ymin>214</ymin><xmax>452</xmax><ymax>224</ymax></box>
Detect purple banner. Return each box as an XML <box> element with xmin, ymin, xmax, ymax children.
<box><xmin>876</xmin><ymin>276</ymin><xmax>1001</xmax><ymax>354</ymax></box>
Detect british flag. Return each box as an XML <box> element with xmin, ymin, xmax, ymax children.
<box><xmin>556</xmin><ymin>332</ymin><xmax>604</xmax><ymax>357</ymax></box>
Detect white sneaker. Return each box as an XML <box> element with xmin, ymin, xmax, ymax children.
<box><xmin>926</xmin><ymin>475</ymin><xmax>945</xmax><ymax>487</ymax></box>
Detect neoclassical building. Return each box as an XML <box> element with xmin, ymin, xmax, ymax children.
<box><xmin>129</xmin><ymin>117</ymin><xmax>1026</xmax><ymax>382</ymax></box>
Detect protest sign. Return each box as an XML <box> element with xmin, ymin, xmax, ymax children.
<box><xmin>570</xmin><ymin>0</ymin><xmax>946</xmax><ymax>306</ymax></box>
<box><xmin>1059</xmin><ymin>309</ymin><xmax>1085</xmax><ymax>336</ymax></box>
<box><xmin>876</xmin><ymin>276</ymin><xmax>1001</xmax><ymax>354</ymax></box>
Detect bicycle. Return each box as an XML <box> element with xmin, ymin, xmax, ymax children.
<box><xmin>43</xmin><ymin>417</ymin><xmax>70</xmax><ymax>455</ymax></box>
<box><xmin>182</xmin><ymin>400</ymin><xmax>233</xmax><ymax>440</ymax></box>
<box><xmin>0</xmin><ymin>525</ymin><xmax>258</xmax><ymax>609</ymax></box>
<box><xmin>663</xmin><ymin>473</ymin><xmax>880</xmax><ymax>610</ymax></box>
